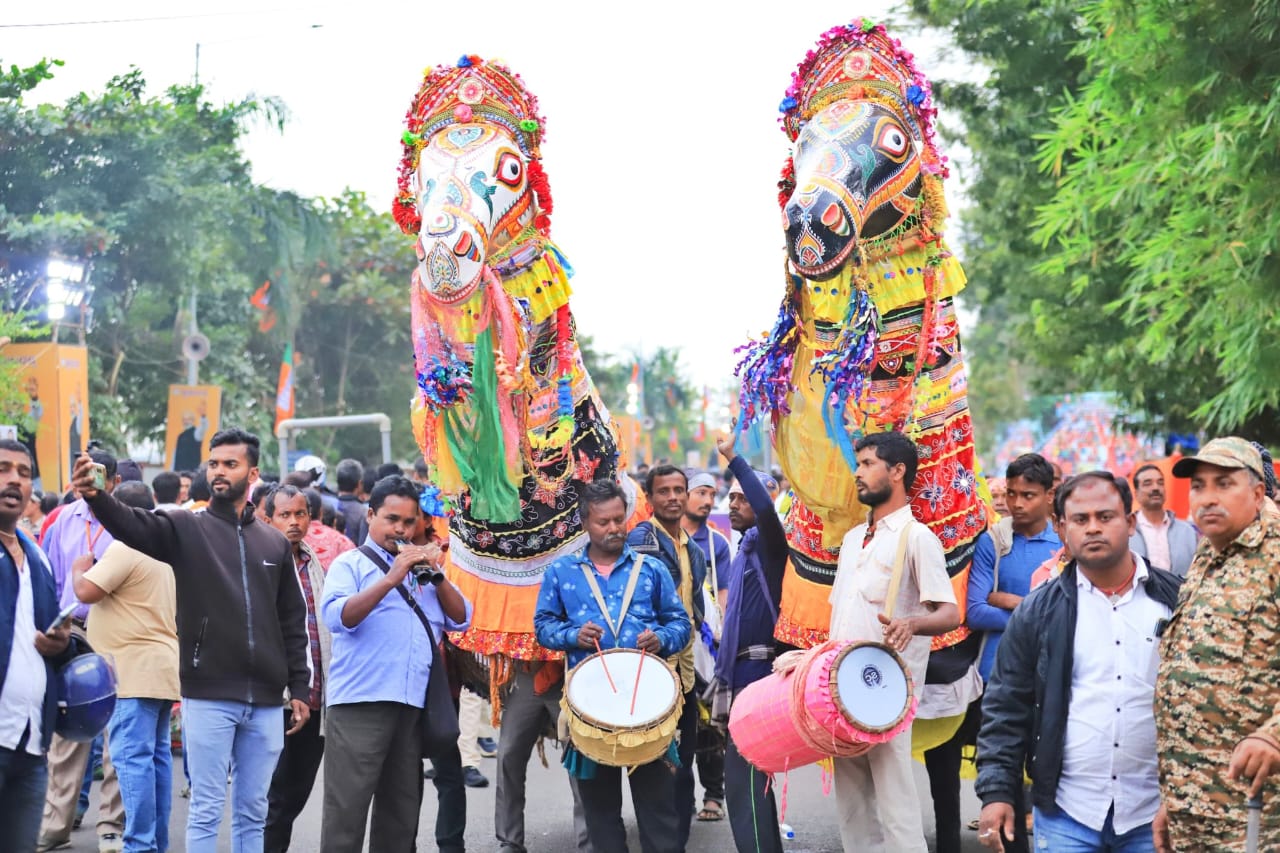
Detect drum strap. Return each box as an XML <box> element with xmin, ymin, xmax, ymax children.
<box><xmin>883</xmin><ymin>522</ymin><xmax>914</xmax><ymax>621</ymax></box>
<box><xmin>579</xmin><ymin>554</ymin><xmax>645</xmax><ymax>644</ymax></box>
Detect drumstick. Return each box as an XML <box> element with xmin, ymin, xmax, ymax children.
<box><xmin>630</xmin><ymin>649</ymin><xmax>645</xmax><ymax>715</ymax></box>
<box><xmin>592</xmin><ymin>638</ymin><xmax>618</xmax><ymax>693</ymax></box>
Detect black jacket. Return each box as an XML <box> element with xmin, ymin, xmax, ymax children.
<box><xmin>974</xmin><ymin>559</ymin><xmax>1182</xmax><ymax>810</ymax></box>
<box><xmin>85</xmin><ymin>491</ymin><xmax>310</xmax><ymax>705</ymax></box>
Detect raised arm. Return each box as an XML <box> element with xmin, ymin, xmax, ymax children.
<box><xmin>75</xmin><ymin>453</ymin><xmax>181</xmax><ymax>567</ymax></box>
<box><xmin>724</xmin><ymin>449</ymin><xmax>788</xmax><ymax>605</ymax></box>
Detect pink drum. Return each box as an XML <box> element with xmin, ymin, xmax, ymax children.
<box><xmin>728</xmin><ymin>640</ymin><xmax>917</xmax><ymax>774</ymax></box>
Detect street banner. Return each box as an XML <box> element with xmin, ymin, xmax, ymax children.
<box><xmin>163</xmin><ymin>385</ymin><xmax>222</xmax><ymax>472</ymax></box>
<box><xmin>4</xmin><ymin>343</ymin><xmax>90</xmax><ymax>492</ymax></box>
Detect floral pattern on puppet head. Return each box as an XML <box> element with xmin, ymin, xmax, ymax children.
<box><xmin>395</xmin><ymin>57</ymin><xmax>553</xmax><ymax>306</ymax></box>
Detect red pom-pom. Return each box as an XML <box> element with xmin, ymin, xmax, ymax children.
<box><xmin>527</xmin><ymin>159</ymin><xmax>554</xmax><ymax>233</ymax></box>
<box><xmin>777</xmin><ymin>156</ymin><xmax>796</xmax><ymax>210</ymax></box>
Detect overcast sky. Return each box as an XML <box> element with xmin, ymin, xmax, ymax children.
<box><xmin>2</xmin><ymin>1</ymin><xmax>975</xmax><ymax>400</ymax></box>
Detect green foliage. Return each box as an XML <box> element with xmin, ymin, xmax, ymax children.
<box><xmin>908</xmin><ymin>0</ymin><xmax>1092</xmax><ymax>456</ymax></box>
<box><xmin>1034</xmin><ymin>0</ymin><xmax>1280</xmax><ymax>441</ymax></box>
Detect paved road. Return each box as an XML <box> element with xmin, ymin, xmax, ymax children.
<box><xmin>73</xmin><ymin>748</ymin><xmax>991</xmax><ymax>851</ymax></box>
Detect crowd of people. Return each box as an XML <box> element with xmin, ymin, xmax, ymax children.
<box><xmin>1</xmin><ymin>424</ymin><xmax>1279</xmax><ymax>853</ymax></box>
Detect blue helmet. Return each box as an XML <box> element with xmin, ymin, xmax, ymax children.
<box><xmin>56</xmin><ymin>653</ymin><xmax>117</xmax><ymax>742</ymax></box>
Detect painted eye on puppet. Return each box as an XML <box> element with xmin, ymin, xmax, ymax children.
<box><xmin>496</xmin><ymin>152</ymin><xmax>524</xmax><ymax>188</ymax></box>
<box><xmin>875</xmin><ymin>123</ymin><xmax>909</xmax><ymax>160</ymax></box>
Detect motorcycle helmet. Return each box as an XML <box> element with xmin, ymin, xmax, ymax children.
<box><xmin>56</xmin><ymin>653</ymin><xmax>117</xmax><ymax>742</ymax></box>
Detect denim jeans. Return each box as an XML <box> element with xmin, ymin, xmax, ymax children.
<box><xmin>182</xmin><ymin>698</ymin><xmax>285</xmax><ymax>853</ymax></box>
<box><xmin>108</xmin><ymin>698</ymin><xmax>174</xmax><ymax>853</ymax></box>
<box><xmin>0</xmin><ymin>732</ymin><xmax>48</xmax><ymax>853</ymax></box>
<box><xmin>1032</xmin><ymin>805</ymin><xmax>1156</xmax><ymax>853</ymax></box>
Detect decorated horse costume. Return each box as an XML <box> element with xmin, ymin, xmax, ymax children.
<box><xmin>737</xmin><ymin>21</ymin><xmax>985</xmax><ymax>651</ymax></box>
<box><xmin>394</xmin><ymin>57</ymin><xmax>620</xmax><ymax>664</ymax></box>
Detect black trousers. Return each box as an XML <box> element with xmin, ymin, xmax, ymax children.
<box><xmin>264</xmin><ymin>708</ymin><xmax>324</xmax><ymax>853</ymax></box>
<box><xmin>695</xmin><ymin>723</ymin><xmax>725</xmax><ymax>803</ymax></box>
<box><xmin>924</xmin><ymin>700</ymin><xmax>1027</xmax><ymax>853</ymax></box>
<box><xmin>673</xmin><ymin>690</ymin><xmax>697</xmax><ymax>851</ymax></box>
<box><xmin>578</xmin><ymin>757</ymin><xmax>679</xmax><ymax>853</ymax></box>
<box><xmin>426</xmin><ymin>739</ymin><xmax>467</xmax><ymax>853</ymax></box>
<box><xmin>723</xmin><ymin>726</ymin><xmax>783</xmax><ymax>853</ymax></box>
<box><xmin>320</xmin><ymin>702</ymin><xmax>423</xmax><ymax>853</ymax></box>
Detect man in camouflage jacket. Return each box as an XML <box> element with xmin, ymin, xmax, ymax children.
<box><xmin>1155</xmin><ymin>437</ymin><xmax>1280</xmax><ymax>852</ymax></box>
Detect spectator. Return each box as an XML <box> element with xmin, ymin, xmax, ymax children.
<box><xmin>1129</xmin><ymin>464</ymin><xmax>1198</xmax><ymax>577</ymax></box>
<box><xmin>0</xmin><ymin>439</ymin><xmax>75</xmax><ymax>852</ymax></box>
<box><xmin>71</xmin><ymin>428</ymin><xmax>311</xmax><ymax>853</ymax></box>
<box><xmin>319</xmin><ymin>476</ymin><xmax>471</xmax><ymax>853</ymax></box>
<box><xmin>72</xmin><ymin>481</ymin><xmax>180</xmax><ymax>853</ymax></box>
<box><xmin>37</xmin><ymin>448</ymin><xmax>126</xmax><ymax>852</ymax></box>
<box><xmin>261</xmin><ymin>485</ymin><xmax>329</xmax><ymax>853</ymax></box>
<box><xmin>176</xmin><ymin>472</ymin><xmax>194</xmax><ymax>506</ymax></box>
<box><xmin>976</xmin><ymin>472</ymin><xmax>1179</xmax><ymax>852</ymax></box>
<box><xmin>303</xmin><ymin>488</ymin><xmax>355</xmax><ymax>570</ymax></box>
<box><xmin>151</xmin><ymin>471</ymin><xmax>183</xmax><ymax>512</ymax></box>
<box><xmin>334</xmin><ymin>459</ymin><xmax>367</xmax><ymax>546</ymax></box>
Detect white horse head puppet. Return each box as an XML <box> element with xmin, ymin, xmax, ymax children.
<box><xmin>394</xmin><ymin>56</ymin><xmax>623</xmax><ymax>662</ymax></box>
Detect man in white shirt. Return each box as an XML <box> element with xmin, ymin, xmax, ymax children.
<box><xmin>976</xmin><ymin>471</ymin><xmax>1182</xmax><ymax>852</ymax></box>
<box><xmin>828</xmin><ymin>431</ymin><xmax>960</xmax><ymax>852</ymax></box>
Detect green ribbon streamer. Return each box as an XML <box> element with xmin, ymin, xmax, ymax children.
<box><xmin>444</xmin><ymin>326</ymin><xmax>521</xmax><ymax>523</ymax></box>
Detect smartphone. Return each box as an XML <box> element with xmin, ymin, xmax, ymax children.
<box><xmin>89</xmin><ymin>463</ymin><xmax>107</xmax><ymax>491</ymax></box>
<box><xmin>45</xmin><ymin>602</ymin><xmax>78</xmax><ymax>635</ymax></box>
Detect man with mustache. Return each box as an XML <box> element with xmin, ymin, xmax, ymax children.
<box><xmin>260</xmin><ymin>485</ymin><xmax>329</xmax><ymax>853</ymax></box>
<box><xmin>828</xmin><ymin>430</ymin><xmax>960</xmax><ymax>852</ymax></box>
<box><xmin>0</xmin><ymin>439</ymin><xmax>75</xmax><ymax>852</ymax></box>
<box><xmin>627</xmin><ymin>465</ymin><xmax>707</xmax><ymax>851</ymax></box>
<box><xmin>1129</xmin><ymin>465</ymin><xmax>1198</xmax><ymax>577</ymax></box>
<box><xmin>71</xmin><ymin>428</ymin><xmax>311</xmax><ymax>853</ymax></box>
<box><xmin>976</xmin><ymin>472</ymin><xmax>1179</xmax><ymax>852</ymax></box>
<box><xmin>534</xmin><ymin>478</ymin><xmax>691</xmax><ymax>853</ymax></box>
<box><xmin>1153</xmin><ymin>437</ymin><xmax>1280</xmax><ymax>852</ymax></box>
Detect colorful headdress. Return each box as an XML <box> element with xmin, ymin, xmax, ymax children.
<box><xmin>778</xmin><ymin>19</ymin><xmax>947</xmax><ymax>178</ymax></box>
<box><xmin>394</xmin><ymin>55</ymin><xmax>547</xmax><ymax>235</ymax></box>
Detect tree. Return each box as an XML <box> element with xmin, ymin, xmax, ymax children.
<box><xmin>1033</xmin><ymin>0</ymin><xmax>1280</xmax><ymax>442</ymax></box>
<box><xmin>907</xmin><ymin>0</ymin><xmax>1094</xmax><ymax>456</ymax></box>
<box><xmin>1</xmin><ymin>63</ymin><xmax>330</xmax><ymax>453</ymax></box>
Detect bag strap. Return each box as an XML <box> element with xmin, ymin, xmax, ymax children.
<box><xmin>883</xmin><ymin>521</ymin><xmax>914</xmax><ymax>621</ymax></box>
<box><xmin>358</xmin><ymin>545</ymin><xmax>440</xmax><ymax>650</ymax></box>
<box><xmin>578</xmin><ymin>551</ymin><xmax>644</xmax><ymax>643</ymax></box>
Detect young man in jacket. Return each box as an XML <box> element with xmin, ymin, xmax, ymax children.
<box><xmin>627</xmin><ymin>464</ymin><xmax>707</xmax><ymax>852</ymax></box>
<box><xmin>976</xmin><ymin>471</ymin><xmax>1180</xmax><ymax>852</ymax></box>
<box><xmin>0</xmin><ymin>439</ymin><xmax>75</xmax><ymax>852</ymax></box>
<box><xmin>71</xmin><ymin>428</ymin><xmax>312</xmax><ymax>853</ymax></box>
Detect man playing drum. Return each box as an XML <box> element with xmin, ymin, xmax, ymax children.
<box><xmin>534</xmin><ymin>479</ymin><xmax>692</xmax><ymax>853</ymax></box>
<box><xmin>828</xmin><ymin>431</ymin><xmax>961</xmax><ymax>851</ymax></box>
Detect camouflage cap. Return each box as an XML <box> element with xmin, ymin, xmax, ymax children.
<box><xmin>1171</xmin><ymin>436</ymin><xmax>1266</xmax><ymax>480</ymax></box>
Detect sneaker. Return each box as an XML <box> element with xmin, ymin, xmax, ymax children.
<box><xmin>73</xmin><ymin>804</ymin><xmax>87</xmax><ymax>829</ymax></box>
<box><xmin>477</xmin><ymin>736</ymin><xmax>498</xmax><ymax>758</ymax></box>
<box><xmin>462</xmin><ymin>765</ymin><xmax>489</xmax><ymax>788</ymax></box>
<box><xmin>35</xmin><ymin>837</ymin><xmax>71</xmax><ymax>853</ymax></box>
<box><xmin>99</xmin><ymin>834</ymin><xmax>123</xmax><ymax>853</ymax></box>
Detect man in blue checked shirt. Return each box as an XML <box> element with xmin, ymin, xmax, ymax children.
<box><xmin>318</xmin><ymin>475</ymin><xmax>472</xmax><ymax>853</ymax></box>
<box><xmin>535</xmin><ymin>479</ymin><xmax>691</xmax><ymax>853</ymax></box>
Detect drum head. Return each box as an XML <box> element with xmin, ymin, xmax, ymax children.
<box><xmin>567</xmin><ymin>650</ymin><xmax>678</xmax><ymax>729</ymax></box>
<box><xmin>833</xmin><ymin>644</ymin><xmax>910</xmax><ymax>731</ymax></box>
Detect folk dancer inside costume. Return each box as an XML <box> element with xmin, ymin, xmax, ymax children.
<box><xmin>827</xmin><ymin>432</ymin><xmax>959</xmax><ymax>852</ymax></box>
<box><xmin>535</xmin><ymin>480</ymin><xmax>691</xmax><ymax>853</ymax></box>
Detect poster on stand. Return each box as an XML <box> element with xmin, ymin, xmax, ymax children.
<box><xmin>163</xmin><ymin>385</ymin><xmax>222</xmax><ymax>472</ymax></box>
